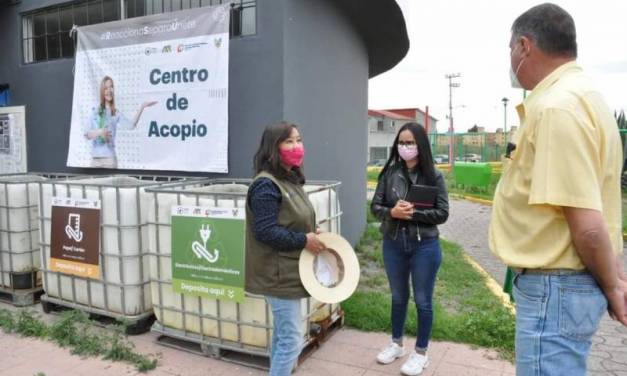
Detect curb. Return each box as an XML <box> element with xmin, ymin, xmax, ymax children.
<box><xmin>449</xmin><ymin>193</ymin><xmax>493</xmax><ymax>206</ymax></box>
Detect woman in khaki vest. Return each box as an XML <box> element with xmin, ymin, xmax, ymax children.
<box><xmin>245</xmin><ymin>121</ymin><xmax>326</xmax><ymax>376</ymax></box>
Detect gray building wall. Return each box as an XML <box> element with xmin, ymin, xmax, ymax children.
<box><xmin>282</xmin><ymin>0</ymin><xmax>367</xmax><ymax>244</ymax></box>
<box><xmin>0</xmin><ymin>0</ymin><xmax>369</xmax><ymax>244</ymax></box>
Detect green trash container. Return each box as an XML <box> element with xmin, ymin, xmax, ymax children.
<box><xmin>453</xmin><ymin>162</ymin><xmax>492</xmax><ymax>189</ymax></box>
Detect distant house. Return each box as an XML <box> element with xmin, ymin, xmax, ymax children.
<box><xmin>367</xmin><ymin>108</ymin><xmax>438</xmax><ymax>162</ymax></box>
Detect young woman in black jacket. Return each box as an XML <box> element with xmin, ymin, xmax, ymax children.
<box><xmin>371</xmin><ymin>122</ymin><xmax>449</xmax><ymax>376</ymax></box>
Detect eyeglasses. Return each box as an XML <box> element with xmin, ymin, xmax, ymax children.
<box><xmin>398</xmin><ymin>141</ymin><xmax>416</xmax><ymax>146</ymax></box>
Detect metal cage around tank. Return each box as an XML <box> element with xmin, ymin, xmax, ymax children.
<box><xmin>144</xmin><ymin>178</ymin><xmax>343</xmax><ymax>368</ymax></box>
<box><xmin>37</xmin><ymin>174</ymin><xmax>199</xmax><ymax>333</ymax></box>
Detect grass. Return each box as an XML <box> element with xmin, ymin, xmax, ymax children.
<box><xmin>367</xmin><ymin>168</ymin><xmax>381</xmax><ymax>183</ymax></box>
<box><xmin>0</xmin><ymin>309</ymin><xmax>157</xmax><ymax>372</ymax></box>
<box><xmin>345</xmin><ymin>222</ymin><xmax>515</xmax><ymax>360</ymax></box>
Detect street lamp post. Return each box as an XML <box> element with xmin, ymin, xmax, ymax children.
<box><xmin>446</xmin><ymin>73</ymin><xmax>461</xmax><ymax>166</ymax></box>
<box><xmin>502</xmin><ymin>97</ymin><xmax>509</xmax><ymax>146</ymax></box>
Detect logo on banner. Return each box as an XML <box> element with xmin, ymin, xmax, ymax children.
<box><xmin>191</xmin><ymin>224</ymin><xmax>220</xmax><ymax>263</ymax></box>
<box><xmin>65</xmin><ymin>213</ymin><xmax>84</xmax><ymax>242</ymax></box>
<box><xmin>213</xmin><ymin>6</ymin><xmax>229</xmax><ymax>22</ymax></box>
<box><xmin>214</xmin><ymin>38</ymin><xmax>222</xmax><ymax>48</ymax></box>
<box><xmin>162</xmin><ymin>45</ymin><xmax>172</xmax><ymax>53</ymax></box>
<box><xmin>145</xmin><ymin>47</ymin><xmax>158</xmax><ymax>55</ymax></box>
<box><xmin>176</xmin><ymin>42</ymin><xmax>208</xmax><ymax>53</ymax></box>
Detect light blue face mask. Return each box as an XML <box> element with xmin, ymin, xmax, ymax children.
<box><xmin>509</xmin><ymin>66</ymin><xmax>523</xmax><ymax>89</ymax></box>
<box><xmin>509</xmin><ymin>44</ymin><xmax>525</xmax><ymax>89</ymax></box>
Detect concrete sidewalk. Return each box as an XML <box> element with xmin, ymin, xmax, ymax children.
<box><xmin>0</xmin><ymin>321</ymin><xmax>514</xmax><ymax>376</ymax></box>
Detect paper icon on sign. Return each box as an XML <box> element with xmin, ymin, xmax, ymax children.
<box><xmin>65</xmin><ymin>213</ymin><xmax>83</xmax><ymax>242</ymax></box>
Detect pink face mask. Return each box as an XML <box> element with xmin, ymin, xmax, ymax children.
<box><xmin>279</xmin><ymin>146</ymin><xmax>305</xmax><ymax>168</ymax></box>
<box><xmin>398</xmin><ymin>145</ymin><xmax>418</xmax><ymax>161</ymax></box>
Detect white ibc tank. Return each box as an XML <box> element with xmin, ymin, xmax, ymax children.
<box><xmin>146</xmin><ymin>180</ymin><xmax>341</xmax><ymax>351</ymax></box>
<box><xmin>0</xmin><ymin>174</ymin><xmax>47</xmax><ymax>289</ymax></box>
<box><xmin>40</xmin><ymin>176</ymin><xmax>157</xmax><ymax>317</ymax></box>
<box><xmin>305</xmin><ymin>184</ymin><xmax>340</xmax><ymax>233</ymax></box>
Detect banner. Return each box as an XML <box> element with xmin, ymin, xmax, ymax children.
<box><xmin>50</xmin><ymin>197</ymin><xmax>101</xmax><ymax>279</ymax></box>
<box><xmin>66</xmin><ymin>5</ymin><xmax>230</xmax><ymax>172</ymax></box>
<box><xmin>171</xmin><ymin>206</ymin><xmax>245</xmax><ymax>302</ymax></box>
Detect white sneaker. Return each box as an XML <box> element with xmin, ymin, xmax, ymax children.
<box><xmin>400</xmin><ymin>351</ymin><xmax>429</xmax><ymax>376</ymax></box>
<box><xmin>376</xmin><ymin>342</ymin><xmax>405</xmax><ymax>364</ymax></box>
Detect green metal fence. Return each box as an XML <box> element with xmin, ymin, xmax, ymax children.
<box><xmin>430</xmin><ymin>129</ymin><xmax>627</xmax><ymax>163</ymax></box>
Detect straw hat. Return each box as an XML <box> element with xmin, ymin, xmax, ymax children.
<box><xmin>299</xmin><ymin>232</ymin><xmax>360</xmax><ymax>304</ymax></box>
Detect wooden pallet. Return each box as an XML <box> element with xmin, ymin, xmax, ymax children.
<box><xmin>40</xmin><ymin>295</ymin><xmax>155</xmax><ymax>335</ymax></box>
<box><xmin>152</xmin><ymin>308</ymin><xmax>345</xmax><ymax>371</ymax></box>
<box><xmin>0</xmin><ymin>285</ymin><xmax>43</xmax><ymax>307</ymax></box>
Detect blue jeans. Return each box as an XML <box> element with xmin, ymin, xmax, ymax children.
<box><xmin>513</xmin><ymin>272</ymin><xmax>607</xmax><ymax>376</ymax></box>
<box><xmin>383</xmin><ymin>232</ymin><xmax>442</xmax><ymax>349</ymax></box>
<box><xmin>266</xmin><ymin>296</ymin><xmax>302</xmax><ymax>376</ymax></box>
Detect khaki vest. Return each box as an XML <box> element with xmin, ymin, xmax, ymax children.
<box><xmin>245</xmin><ymin>172</ymin><xmax>316</xmax><ymax>298</ymax></box>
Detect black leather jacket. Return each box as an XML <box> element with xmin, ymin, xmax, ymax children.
<box><xmin>371</xmin><ymin>165</ymin><xmax>449</xmax><ymax>240</ymax></box>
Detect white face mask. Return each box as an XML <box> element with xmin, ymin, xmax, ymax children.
<box><xmin>510</xmin><ymin>66</ymin><xmax>523</xmax><ymax>89</ymax></box>
<box><xmin>509</xmin><ymin>44</ymin><xmax>525</xmax><ymax>89</ymax></box>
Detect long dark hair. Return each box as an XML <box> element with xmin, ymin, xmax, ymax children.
<box><xmin>379</xmin><ymin>122</ymin><xmax>437</xmax><ymax>186</ymax></box>
<box><xmin>253</xmin><ymin>121</ymin><xmax>306</xmax><ymax>185</ymax></box>
<box><xmin>99</xmin><ymin>76</ymin><xmax>116</xmax><ymax>116</ymax></box>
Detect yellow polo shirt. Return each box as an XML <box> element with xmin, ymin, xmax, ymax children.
<box><xmin>489</xmin><ymin>61</ymin><xmax>623</xmax><ymax>269</ymax></box>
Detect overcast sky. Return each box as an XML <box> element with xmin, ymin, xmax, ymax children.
<box><xmin>368</xmin><ymin>0</ymin><xmax>627</xmax><ymax>133</ymax></box>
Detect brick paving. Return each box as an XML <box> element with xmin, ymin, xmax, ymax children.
<box><xmin>0</xmin><ymin>317</ymin><xmax>514</xmax><ymax>376</ymax></box>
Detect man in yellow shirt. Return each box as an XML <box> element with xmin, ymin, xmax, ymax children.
<box><xmin>489</xmin><ymin>3</ymin><xmax>627</xmax><ymax>375</ymax></box>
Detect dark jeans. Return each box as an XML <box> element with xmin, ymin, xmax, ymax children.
<box><xmin>383</xmin><ymin>231</ymin><xmax>442</xmax><ymax>349</ymax></box>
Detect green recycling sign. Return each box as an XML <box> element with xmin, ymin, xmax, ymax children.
<box><xmin>171</xmin><ymin>206</ymin><xmax>245</xmax><ymax>302</ymax></box>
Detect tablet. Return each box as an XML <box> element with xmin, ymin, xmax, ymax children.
<box><xmin>405</xmin><ymin>184</ymin><xmax>438</xmax><ymax>208</ymax></box>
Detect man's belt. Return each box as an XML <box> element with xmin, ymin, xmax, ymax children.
<box><xmin>510</xmin><ymin>267</ymin><xmax>587</xmax><ymax>276</ymax></box>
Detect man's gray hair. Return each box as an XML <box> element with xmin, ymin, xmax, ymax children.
<box><xmin>512</xmin><ymin>3</ymin><xmax>577</xmax><ymax>58</ymax></box>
